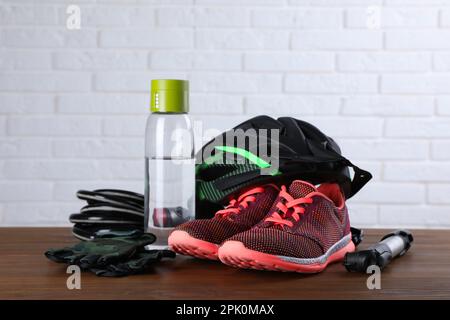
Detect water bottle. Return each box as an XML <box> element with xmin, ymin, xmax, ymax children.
<box><xmin>144</xmin><ymin>79</ymin><xmax>195</xmax><ymax>249</ymax></box>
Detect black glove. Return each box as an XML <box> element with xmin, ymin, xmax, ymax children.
<box><xmin>45</xmin><ymin>234</ymin><xmax>156</xmax><ymax>268</ymax></box>
<box><xmin>91</xmin><ymin>250</ymin><xmax>176</xmax><ymax>277</ymax></box>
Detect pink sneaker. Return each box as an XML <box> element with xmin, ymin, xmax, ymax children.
<box><xmin>219</xmin><ymin>180</ymin><xmax>355</xmax><ymax>273</ymax></box>
<box><xmin>168</xmin><ymin>185</ymin><xmax>279</xmax><ymax>260</ymax></box>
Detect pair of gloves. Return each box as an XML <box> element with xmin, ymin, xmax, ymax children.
<box><xmin>45</xmin><ymin>234</ymin><xmax>175</xmax><ymax>277</ymax></box>
<box><xmin>46</xmin><ymin>188</ymin><xmax>176</xmax><ymax>277</ymax></box>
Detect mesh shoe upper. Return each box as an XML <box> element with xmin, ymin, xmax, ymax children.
<box><xmin>226</xmin><ymin>180</ymin><xmax>351</xmax><ymax>259</ymax></box>
<box><xmin>175</xmin><ymin>185</ymin><xmax>279</xmax><ymax>244</ymax></box>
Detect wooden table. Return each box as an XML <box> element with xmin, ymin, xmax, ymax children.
<box><xmin>0</xmin><ymin>228</ymin><xmax>449</xmax><ymax>300</ymax></box>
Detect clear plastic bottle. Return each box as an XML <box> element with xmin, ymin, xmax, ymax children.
<box><xmin>144</xmin><ymin>79</ymin><xmax>195</xmax><ymax>249</ymax></box>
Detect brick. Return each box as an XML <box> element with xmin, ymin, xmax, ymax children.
<box><xmin>0</xmin><ymin>138</ymin><xmax>51</xmax><ymax>157</ymax></box>
<box><xmin>157</xmin><ymin>8</ymin><xmax>194</xmax><ymax>27</ymax></box>
<box><xmin>82</xmin><ymin>6</ymin><xmax>155</xmax><ymax>27</ymax></box>
<box><xmin>3</xmin><ymin>160</ymin><xmax>99</xmax><ymax>180</ymax></box>
<box><xmin>382</xmin><ymin>75</ymin><xmax>450</xmax><ymax>94</ymax></box>
<box><xmin>103</xmin><ymin>116</ymin><xmax>146</xmax><ymax>136</ymax></box>
<box><xmin>355</xmin><ymin>182</ymin><xmax>425</xmax><ymax>204</ymax></box>
<box><xmin>128</xmin><ymin>7</ymin><xmax>157</xmax><ymax>26</ymax></box>
<box><xmin>100</xmin><ymin>29</ymin><xmax>193</xmax><ymax>48</ymax></box>
<box><xmin>252</xmin><ymin>8</ymin><xmax>341</xmax><ymax>28</ymax></box>
<box><xmin>136</xmin><ymin>0</ymin><xmax>194</xmax><ymax>3</ymax></box>
<box><xmin>386</xmin><ymin>31</ymin><xmax>450</xmax><ymax>49</ymax></box>
<box><xmin>425</xmin><ymin>209</ymin><xmax>450</xmax><ymax>227</ymax></box>
<box><xmin>46</xmin><ymin>0</ymin><xmax>98</xmax><ymax>3</ymax></box>
<box><xmin>158</xmin><ymin>7</ymin><xmax>249</xmax><ymax>27</ymax></box>
<box><xmin>384</xmin><ymin>163</ymin><xmax>450</xmax><ymax>182</ymax></box>
<box><xmin>339</xmin><ymin>139</ymin><xmax>428</xmax><ymax>160</ymax></box>
<box><xmin>191</xmin><ymin>115</ymin><xmax>248</xmax><ymax>140</ymax></box>
<box><xmin>433</xmin><ymin>53</ymin><xmax>450</xmax><ymax>71</ymax></box>
<box><xmin>431</xmin><ymin>140</ymin><xmax>450</xmax><ymax>160</ymax></box>
<box><xmin>301</xmin><ymin>117</ymin><xmax>383</xmax><ymax>138</ymax></box>
<box><xmin>437</xmin><ymin>97</ymin><xmax>450</xmax><ymax>116</ymax></box>
<box><xmin>0</xmin><ymin>5</ymin><xmax>58</xmax><ymax>25</ymax></box>
<box><xmin>378</xmin><ymin>205</ymin><xmax>426</xmax><ymax>228</ymax></box>
<box><xmin>3</xmin><ymin>29</ymin><xmax>96</xmax><ymax>48</ymax></box>
<box><xmin>0</xmin><ymin>50</ymin><xmax>52</xmax><ymax>70</ymax></box>
<box><xmin>379</xmin><ymin>205</ymin><xmax>450</xmax><ymax>228</ymax></box>
<box><xmin>292</xmin><ymin>31</ymin><xmax>382</xmax><ymax>50</ymax></box>
<box><xmin>64</xmin><ymin>30</ymin><xmax>98</xmax><ymax>48</ymax></box>
<box><xmin>151</xmin><ymin>51</ymin><xmax>242</xmax><ymax>71</ymax></box>
<box><xmin>53</xmin><ymin>138</ymin><xmax>143</xmax><ymax>158</ymax></box>
<box><xmin>386</xmin><ymin>0</ymin><xmax>449</xmax><ymax>4</ymax></box>
<box><xmin>90</xmin><ymin>72</ymin><xmax>142</xmax><ymax>94</ymax></box>
<box><xmin>337</xmin><ymin>52</ymin><xmax>431</xmax><ymax>72</ymax></box>
<box><xmin>386</xmin><ymin>118</ymin><xmax>450</xmax><ymax>138</ymax></box>
<box><xmin>57</xmin><ymin>94</ymin><xmax>148</xmax><ymax>114</ymax></box>
<box><xmin>1</xmin><ymin>203</ymin><xmax>78</xmax><ymax>226</ymax></box>
<box><xmin>244</xmin><ymin>52</ymin><xmax>334</xmax><ymax>72</ymax></box>
<box><xmin>96</xmin><ymin>159</ymin><xmax>143</xmax><ymax>180</ymax></box>
<box><xmin>195</xmin><ymin>7</ymin><xmax>250</xmax><ymax>27</ymax></box>
<box><xmin>190</xmin><ymin>73</ymin><xmax>282</xmax><ymax>93</ymax></box>
<box><xmin>342</xmin><ymin>96</ymin><xmax>434</xmax><ymax>116</ymax></box>
<box><xmin>0</xmin><ymin>182</ymin><xmax>53</xmax><ymax>201</ymax></box>
<box><xmin>0</xmin><ymin>117</ymin><xmax>5</xmax><ymax>135</ymax></box>
<box><xmin>2</xmin><ymin>29</ymin><xmax>64</xmax><ymax>47</ymax></box>
<box><xmin>285</xmin><ymin>74</ymin><xmax>378</xmax><ymax>94</ymax></box>
<box><xmin>346</xmin><ymin>204</ymin><xmax>378</xmax><ymax>227</ymax></box>
<box><xmin>346</xmin><ymin>8</ymin><xmax>437</xmax><ymax>28</ymax></box>
<box><xmin>441</xmin><ymin>9</ymin><xmax>450</xmax><ymax>27</ymax></box>
<box><xmin>0</xmin><ymin>73</ymin><xmax>91</xmax><ymax>92</ymax></box>
<box><xmin>428</xmin><ymin>184</ymin><xmax>450</xmax><ymax>204</ymax></box>
<box><xmin>196</xmin><ymin>0</ymin><xmax>280</xmax><ymax>4</ymax></box>
<box><xmin>8</xmin><ymin>116</ymin><xmax>102</xmax><ymax>136</ymax></box>
<box><xmin>0</xmin><ymin>94</ymin><xmax>54</xmax><ymax>113</ymax></box>
<box><xmin>81</xmin><ymin>6</ymin><xmax>129</xmax><ymax>27</ymax></box>
<box><xmin>245</xmin><ymin>96</ymin><xmax>340</xmax><ymax>115</ymax></box>
<box><xmin>54</xmin><ymin>51</ymin><xmax>148</xmax><ymax>70</ymax></box>
<box><xmin>54</xmin><ymin>181</ymin><xmax>143</xmax><ymax>201</ymax></box>
<box><xmin>290</xmin><ymin>0</ymin><xmax>383</xmax><ymax>5</ymax></box>
<box><xmin>190</xmin><ymin>94</ymin><xmax>244</xmax><ymax>114</ymax></box>
<box><xmin>195</xmin><ymin>29</ymin><xmax>289</xmax><ymax>50</ymax></box>
<box><xmin>95</xmin><ymin>72</ymin><xmax>186</xmax><ymax>92</ymax></box>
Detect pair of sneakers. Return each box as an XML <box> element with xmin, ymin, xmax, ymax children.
<box><xmin>168</xmin><ymin>180</ymin><xmax>355</xmax><ymax>273</ymax></box>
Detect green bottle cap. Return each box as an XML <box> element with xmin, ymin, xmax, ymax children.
<box><xmin>150</xmin><ymin>79</ymin><xmax>189</xmax><ymax>113</ymax></box>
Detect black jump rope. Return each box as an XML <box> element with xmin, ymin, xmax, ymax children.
<box><xmin>71</xmin><ymin>189</ymin><xmax>146</xmax><ymax>240</ymax></box>
<box><xmin>46</xmin><ymin>188</ymin><xmax>413</xmax><ymax>275</ymax></box>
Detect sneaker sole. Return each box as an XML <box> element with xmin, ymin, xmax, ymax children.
<box><xmin>168</xmin><ymin>230</ymin><xmax>219</xmax><ymax>261</ymax></box>
<box><xmin>218</xmin><ymin>233</ymin><xmax>355</xmax><ymax>273</ymax></box>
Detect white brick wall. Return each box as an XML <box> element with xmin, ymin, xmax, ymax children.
<box><xmin>0</xmin><ymin>0</ymin><xmax>449</xmax><ymax>228</ymax></box>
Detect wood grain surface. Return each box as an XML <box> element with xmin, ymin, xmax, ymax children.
<box><xmin>0</xmin><ymin>228</ymin><xmax>449</xmax><ymax>300</ymax></box>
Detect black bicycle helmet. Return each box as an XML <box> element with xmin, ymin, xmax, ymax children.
<box><xmin>196</xmin><ymin>116</ymin><xmax>372</xmax><ymax>218</ymax></box>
